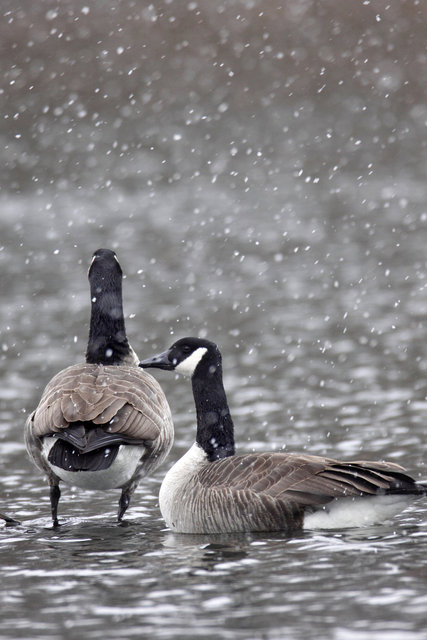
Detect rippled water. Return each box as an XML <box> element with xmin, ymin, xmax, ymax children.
<box><xmin>2</xmin><ymin>2</ymin><xmax>427</xmax><ymax>638</ymax></box>
<box><xmin>1</xmin><ymin>180</ymin><xmax>427</xmax><ymax>639</ymax></box>
<box><xmin>2</xmin><ymin>517</ymin><xmax>427</xmax><ymax>640</ymax></box>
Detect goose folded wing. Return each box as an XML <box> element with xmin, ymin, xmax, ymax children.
<box><xmin>197</xmin><ymin>452</ymin><xmax>415</xmax><ymax>508</ymax></box>
<box><xmin>29</xmin><ymin>363</ymin><xmax>170</xmax><ymax>444</ymax></box>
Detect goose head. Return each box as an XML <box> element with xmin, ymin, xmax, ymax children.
<box><xmin>86</xmin><ymin>248</ymin><xmax>132</xmax><ymax>365</ymax></box>
<box><xmin>140</xmin><ymin>337</ymin><xmax>221</xmax><ymax>379</ymax></box>
<box><xmin>88</xmin><ymin>248</ymin><xmax>122</xmax><ymax>291</ymax></box>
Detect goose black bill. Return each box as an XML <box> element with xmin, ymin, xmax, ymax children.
<box><xmin>140</xmin><ymin>349</ymin><xmax>174</xmax><ymax>370</ymax></box>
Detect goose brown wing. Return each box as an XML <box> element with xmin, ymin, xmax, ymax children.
<box><xmin>197</xmin><ymin>452</ymin><xmax>416</xmax><ymax>508</ymax></box>
<box><xmin>28</xmin><ymin>363</ymin><xmax>172</xmax><ymax>444</ymax></box>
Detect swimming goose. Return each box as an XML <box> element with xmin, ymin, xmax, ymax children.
<box><xmin>25</xmin><ymin>249</ymin><xmax>174</xmax><ymax>526</ymax></box>
<box><xmin>140</xmin><ymin>337</ymin><xmax>427</xmax><ymax>534</ymax></box>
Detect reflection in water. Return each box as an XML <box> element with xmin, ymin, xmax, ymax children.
<box><xmin>163</xmin><ymin>534</ymin><xmax>253</xmax><ymax>573</ymax></box>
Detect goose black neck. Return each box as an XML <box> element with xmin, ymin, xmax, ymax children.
<box><xmin>85</xmin><ymin>273</ymin><xmax>130</xmax><ymax>365</ymax></box>
<box><xmin>191</xmin><ymin>359</ymin><xmax>235</xmax><ymax>462</ymax></box>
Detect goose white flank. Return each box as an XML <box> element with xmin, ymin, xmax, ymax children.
<box><xmin>140</xmin><ymin>337</ymin><xmax>427</xmax><ymax>534</ymax></box>
<box><xmin>25</xmin><ymin>249</ymin><xmax>174</xmax><ymax>526</ymax></box>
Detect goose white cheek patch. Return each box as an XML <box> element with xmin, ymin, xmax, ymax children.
<box><xmin>175</xmin><ymin>347</ymin><xmax>208</xmax><ymax>377</ymax></box>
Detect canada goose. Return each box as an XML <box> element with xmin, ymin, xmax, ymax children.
<box><xmin>140</xmin><ymin>337</ymin><xmax>427</xmax><ymax>534</ymax></box>
<box><xmin>25</xmin><ymin>249</ymin><xmax>173</xmax><ymax>526</ymax></box>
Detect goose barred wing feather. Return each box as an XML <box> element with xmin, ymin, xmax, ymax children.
<box><xmin>198</xmin><ymin>452</ymin><xmax>416</xmax><ymax>505</ymax></box>
<box><xmin>28</xmin><ymin>363</ymin><xmax>172</xmax><ymax>443</ymax></box>
<box><xmin>179</xmin><ymin>452</ymin><xmax>420</xmax><ymax>533</ymax></box>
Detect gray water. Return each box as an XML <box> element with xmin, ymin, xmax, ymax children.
<box><xmin>1</xmin><ymin>2</ymin><xmax>427</xmax><ymax>639</ymax></box>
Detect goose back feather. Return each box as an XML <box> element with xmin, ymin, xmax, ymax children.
<box><xmin>27</xmin><ymin>363</ymin><xmax>168</xmax><ymax>441</ymax></box>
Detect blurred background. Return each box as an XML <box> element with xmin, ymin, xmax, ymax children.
<box><xmin>1</xmin><ymin>2</ymin><xmax>427</xmax><ymax>639</ymax></box>
<box><xmin>2</xmin><ymin>1</ymin><xmax>427</xmax><ymax>190</ymax></box>
<box><xmin>2</xmin><ymin>0</ymin><xmax>427</xmax><ymax>448</ymax></box>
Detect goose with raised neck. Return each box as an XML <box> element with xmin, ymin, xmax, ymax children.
<box><xmin>25</xmin><ymin>249</ymin><xmax>173</xmax><ymax>526</ymax></box>
<box><xmin>141</xmin><ymin>337</ymin><xmax>427</xmax><ymax>534</ymax></box>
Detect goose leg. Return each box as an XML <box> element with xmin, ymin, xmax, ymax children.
<box><xmin>118</xmin><ymin>482</ymin><xmax>137</xmax><ymax>522</ymax></box>
<box><xmin>49</xmin><ymin>482</ymin><xmax>61</xmax><ymax>527</ymax></box>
